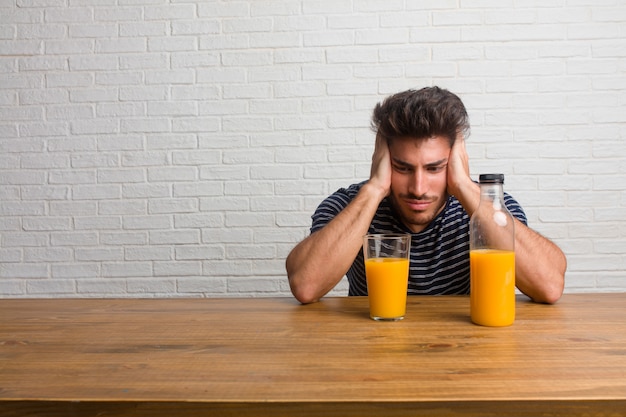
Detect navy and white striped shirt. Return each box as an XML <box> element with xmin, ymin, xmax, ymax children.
<box><xmin>311</xmin><ymin>181</ymin><xmax>527</xmax><ymax>296</ymax></box>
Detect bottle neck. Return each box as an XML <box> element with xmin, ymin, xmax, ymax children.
<box><xmin>479</xmin><ymin>183</ymin><xmax>505</xmax><ymax>206</ymax></box>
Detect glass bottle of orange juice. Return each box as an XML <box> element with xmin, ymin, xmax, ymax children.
<box><xmin>469</xmin><ymin>174</ymin><xmax>515</xmax><ymax>327</ymax></box>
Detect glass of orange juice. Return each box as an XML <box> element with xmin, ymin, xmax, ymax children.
<box><xmin>363</xmin><ymin>234</ymin><xmax>411</xmax><ymax>321</ymax></box>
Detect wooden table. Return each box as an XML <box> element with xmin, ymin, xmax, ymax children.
<box><xmin>1</xmin><ymin>294</ymin><xmax>625</xmax><ymax>417</ymax></box>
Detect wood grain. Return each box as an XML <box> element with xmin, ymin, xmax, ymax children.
<box><xmin>1</xmin><ymin>294</ymin><xmax>625</xmax><ymax>416</ymax></box>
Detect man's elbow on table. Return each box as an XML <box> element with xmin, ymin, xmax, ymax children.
<box><xmin>535</xmin><ymin>281</ymin><xmax>564</xmax><ymax>305</ymax></box>
<box><xmin>524</xmin><ymin>257</ymin><xmax>567</xmax><ymax>305</ymax></box>
<box><xmin>286</xmin><ymin>257</ymin><xmax>321</xmax><ymax>304</ymax></box>
<box><xmin>288</xmin><ymin>274</ymin><xmax>321</xmax><ymax>304</ymax></box>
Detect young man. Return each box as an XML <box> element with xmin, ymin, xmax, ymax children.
<box><xmin>286</xmin><ymin>87</ymin><xmax>566</xmax><ymax>305</ymax></box>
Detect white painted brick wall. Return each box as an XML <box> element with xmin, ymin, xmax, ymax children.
<box><xmin>1</xmin><ymin>0</ymin><xmax>625</xmax><ymax>298</ymax></box>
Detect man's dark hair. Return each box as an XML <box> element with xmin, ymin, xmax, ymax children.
<box><xmin>371</xmin><ymin>86</ymin><xmax>469</xmax><ymax>146</ymax></box>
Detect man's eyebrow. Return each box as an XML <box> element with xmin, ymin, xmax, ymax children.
<box><xmin>391</xmin><ymin>157</ymin><xmax>414</xmax><ymax>168</ymax></box>
<box><xmin>425</xmin><ymin>158</ymin><xmax>448</xmax><ymax>168</ymax></box>
<box><xmin>391</xmin><ymin>157</ymin><xmax>448</xmax><ymax>168</ymax></box>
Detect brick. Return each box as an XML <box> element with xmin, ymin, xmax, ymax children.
<box><xmin>119</xmin><ymin>86</ymin><xmax>167</xmax><ymax>101</ymax></box>
<box><xmin>91</xmin><ymin>167</ymin><xmax>140</xmax><ymax>187</ymax></box>
<box><xmin>0</xmin><ymin>106</ymin><xmax>43</xmax><ymax>121</ymax></box>
<box><xmin>176</xmin><ymin>210</ymin><xmax>223</xmax><ymax>231</ymax></box>
<box><xmin>0</xmin><ymin>249</ymin><xmax>22</xmax><ymax>262</ymax></box>
<box><xmin>150</xmin><ymin>230</ymin><xmax>200</xmax><ymax>245</ymax></box>
<box><xmin>250</xmin><ymin>196</ymin><xmax>300</xmax><ymax>211</ymax></box>
<box><xmin>303</xmin><ymin>31</ymin><xmax>354</xmax><ymax>47</ymax></box>
<box><xmin>251</xmin><ymin>1</ymin><xmax>300</xmax><ymax>16</ymax></box>
<box><xmin>94</xmin><ymin>7</ymin><xmax>142</xmax><ymax>22</ymax></box>
<box><xmin>273</xmin><ymin>15</ymin><xmax>325</xmax><ymax>31</ymax></box>
<box><xmin>70</xmin><ymin>88</ymin><xmax>117</xmax><ymax>103</ymax></box>
<box><xmin>171</xmin><ymin>20</ymin><xmax>219</xmax><ymax>35</ymax></box>
<box><xmin>225</xmin><ymin>212</ymin><xmax>275</xmax><ymax>227</ymax></box>
<box><xmin>125</xmin><ymin>246</ymin><xmax>172</xmax><ymax>261</ymax></box>
<box><xmin>74</xmin><ymin>216</ymin><xmax>121</xmax><ymax>230</ymax></box>
<box><xmin>250</xmin><ymin>99</ymin><xmax>300</xmax><ymax>115</ymax></box>
<box><xmin>198</xmin><ymin>34</ymin><xmax>249</xmax><ymax>51</ymax></box>
<box><xmin>27</xmin><ymin>279</ymin><xmax>75</xmax><ymax>294</ymax></box>
<box><xmin>45</xmin><ymin>39</ymin><xmax>93</xmax><ymax>54</ymax></box>
<box><xmin>76</xmin><ymin>279</ymin><xmax>127</xmax><ymax>295</ymax></box>
<box><xmin>46</xmin><ymin>73</ymin><xmax>93</xmax><ymax>88</ymax></box>
<box><xmin>221</xmin><ymin>51</ymin><xmax>272</xmax><ymax>66</ymax></box>
<box><xmin>202</xmin><ymin>229</ymin><xmax>252</xmax><ymax>245</ymax></box>
<box><xmin>97</xmin><ymin>102</ymin><xmax>144</xmax><ymax>118</ymax></box>
<box><xmin>51</xmin><ymin>232</ymin><xmax>98</xmax><ymax>246</ymax></box>
<box><xmin>145</xmin><ymin>69</ymin><xmax>195</xmax><ymax>85</ymax></box>
<box><xmin>223</xmin><ymin>17</ymin><xmax>272</xmax><ymax>33</ymax></box>
<box><xmin>49</xmin><ymin>200</ymin><xmax>97</xmax><ymax>216</ymax></box>
<box><xmin>197</xmin><ymin>68</ymin><xmax>246</xmax><ymax>84</ymax></box>
<box><xmin>71</xmin><ymin>119</ymin><xmax>118</xmax><ymax>134</ymax></box>
<box><xmin>147</xmin><ymin>134</ymin><xmax>197</xmax><ymax>150</ymax></box>
<box><xmin>2</xmin><ymin>232</ymin><xmax>48</xmax><ymax>247</ymax></box>
<box><xmin>177</xmin><ymin>277</ymin><xmax>226</xmax><ymax>294</ymax></box>
<box><xmin>102</xmin><ymin>262</ymin><xmax>152</xmax><ymax>281</ymax></box>
<box><xmin>20</xmin><ymin>121</ymin><xmax>68</xmax><ymax>137</ymax></box>
<box><xmin>0</xmin><ymin>263</ymin><xmax>47</xmax><ymax>279</ymax></box>
<box><xmin>199</xmin><ymin>196</ymin><xmax>250</xmax><ymax>212</ymax></box>
<box><xmin>20</xmin><ymin>153</ymin><xmax>69</xmax><ymax>168</ymax></box>
<box><xmin>98</xmin><ymin>135</ymin><xmax>143</xmax><ymax>151</ymax></box>
<box><xmin>127</xmin><ymin>278</ymin><xmax>176</xmax><ymax>294</ymax></box>
<box><xmin>51</xmin><ymin>263</ymin><xmax>99</xmax><ymax>279</ymax></box>
<box><xmin>24</xmin><ymin>247</ymin><xmax>72</xmax><ymax>262</ymax></box>
<box><xmin>99</xmin><ymin>199</ymin><xmax>146</xmax><ymax>215</ymax></box>
<box><xmin>148</xmin><ymin>198</ymin><xmax>198</xmax><ymax>214</ymax></box>
<box><xmin>302</xmin><ymin>0</ymin><xmax>352</xmax><ymax>14</ymax></box>
<box><xmin>172</xmin><ymin>182</ymin><xmax>222</xmax><ymax>198</ymax></box>
<box><xmin>249</xmin><ymin>32</ymin><xmax>300</xmax><ymax>48</ymax></box>
<box><xmin>120</xmin><ymin>118</ymin><xmax>169</xmax><ymax>133</ymax></box>
<box><xmin>274</xmin><ymin>49</ymin><xmax>324</xmax><ymax>64</ymax></box>
<box><xmin>147</xmin><ymin>166</ymin><xmax>197</xmax><ymax>182</ymax></box>
<box><xmin>119</xmin><ymin>21</ymin><xmax>167</xmax><ymax>37</ymax></box>
<box><xmin>171</xmin><ymin>85</ymin><xmax>220</xmax><ymax>100</ymax></box>
<box><xmin>75</xmin><ymin>248</ymin><xmax>123</xmax><ymax>262</ymax></box>
<box><xmin>95</xmin><ymin>38</ymin><xmax>146</xmax><ymax>53</ymax></box>
<box><xmin>148</xmin><ymin>36</ymin><xmax>197</xmax><ymax>52</ymax></box>
<box><xmin>227</xmin><ymin>277</ymin><xmax>282</xmax><ymax>294</ymax></box>
<box><xmin>95</xmin><ymin>72</ymin><xmax>143</xmax><ymax>86</ymax></box>
<box><xmin>223</xmin><ymin>117</ymin><xmax>273</xmax><ymax>132</ymax></box>
<box><xmin>225</xmin><ymin>181</ymin><xmax>273</xmax><ymax>196</ymax></box>
<box><xmin>568</xmin><ymin>23</ymin><xmax>620</xmax><ymax>40</ymax></box>
<box><xmin>19</xmin><ymin>56</ymin><xmax>67</xmax><ymax>71</ymax></box>
<box><xmin>175</xmin><ymin>245</ymin><xmax>225</xmax><ymax>261</ymax></box>
<box><xmin>123</xmin><ymin>184</ymin><xmax>170</xmax><ymax>199</ymax></box>
<box><xmin>145</xmin><ymin>5</ymin><xmax>195</xmax><ymax>21</ymax></box>
<box><xmin>154</xmin><ymin>261</ymin><xmax>201</xmax><ymax>276</ymax></box>
<box><xmin>16</xmin><ymin>23</ymin><xmax>65</xmax><ymax>39</ymax></box>
<box><xmin>69</xmin><ymin>55</ymin><xmax>117</xmax><ymax>71</ymax></box>
<box><xmin>22</xmin><ymin>216</ymin><xmax>71</xmax><ymax>231</ymax></box>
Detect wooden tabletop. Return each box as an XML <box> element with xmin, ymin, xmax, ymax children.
<box><xmin>1</xmin><ymin>294</ymin><xmax>625</xmax><ymax>417</ymax></box>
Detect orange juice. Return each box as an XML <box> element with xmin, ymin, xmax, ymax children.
<box><xmin>470</xmin><ymin>249</ymin><xmax>515</xmax><ymax>327</ymax></box>
<box><xmin>365</xmin><ymin>258</ymin><xmax>409</xmax><ymax>320</ymax></box>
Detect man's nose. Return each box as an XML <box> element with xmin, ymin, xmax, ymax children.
<box><xmin>408</xmin><ymin>171</ymin><xmax>427</xmax><ymax>197</ymax></box>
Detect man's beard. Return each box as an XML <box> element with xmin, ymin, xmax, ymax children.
<box><xmin>389</xmin><ymin>192</ymin><xmax>447</xmax><ymax>232</ymax></box>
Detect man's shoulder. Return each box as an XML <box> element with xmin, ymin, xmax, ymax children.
<box><xmin>321</xmin><ymin>181</ymin><xmax>366</xmax><ymax>205</ymax></box>
<box><xmin>311</xmin><ymin>181</ymin><xmax>367</xmax><ymax>232</ymax></box>
<box><xmin>334</xmin><ymin>181</ymin><xmax>367</xmax><ymax>197</ymax></box>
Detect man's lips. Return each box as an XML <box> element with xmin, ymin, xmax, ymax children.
<box><xmin>404</xmin><ymin>198</ymin><xmax>432</xmax><ymax>211</ymax></box>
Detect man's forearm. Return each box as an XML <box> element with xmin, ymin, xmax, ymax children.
<box><xmin>513</xmin><ymin>219</ymin><xmax>566</xmax><ymax>304</ymax></box>
<box><xmin>286</xmin><ymin>183</ymin><xmax>387</xmax><ymax>304</ymax></box>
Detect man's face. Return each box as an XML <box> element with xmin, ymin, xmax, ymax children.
<box><xmin>388</xmin><ymin>135</ymin><xmax>451</xmax><ymax>233</ymax></box>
